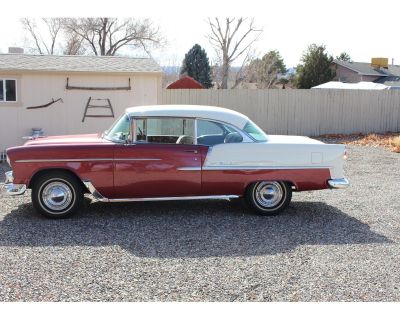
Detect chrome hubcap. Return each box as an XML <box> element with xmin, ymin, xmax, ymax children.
<box><xmin>42</xmin><ymin>181</ymin><xmax>73</xmax><ymax>211</ymax></box>
<box><xmin>255</xmin><ymin>181</ymin><xmax>283</xmax><ymax>208</ymax></box>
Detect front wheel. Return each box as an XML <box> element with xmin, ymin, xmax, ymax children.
<box><xmin>245</xmin><ymin>181</ymin><xmax>292</xmax><ymax>216</ymax></box>
<box><xmin>31</xmin><ymin>171</ymin><xmax>83</xmax><ymax>218</ymax></box>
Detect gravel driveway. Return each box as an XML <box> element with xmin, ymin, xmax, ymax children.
<box><xmin>0</xmin><ymin>146</ymin><xmax>399</xmax><ymax>301</ymax></box>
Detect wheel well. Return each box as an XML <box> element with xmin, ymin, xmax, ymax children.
<box><xmin>244</xmin><ymin>180</ymin><xmax>297</xmax><ymax>194</ymax></box>
<box><xmin>28</xmin><ymin>168</ymin><xmax>88</xmax><ymax>192</ymax></box>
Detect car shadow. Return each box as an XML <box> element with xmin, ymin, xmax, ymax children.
<box><xmin>0</xmin><ymin>198</ymin><xmax>391</xmax><ymax>258</ymax></box>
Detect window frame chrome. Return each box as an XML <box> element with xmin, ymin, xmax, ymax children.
<box><xmin>128</xmin><ymin>115</ymin><xmax>256</xmax><ymax>145</ymax></box>
<box><xmin>131</xmin><ymin>116</ymin><xmax>197</xmax><ymax>145</ymax></box>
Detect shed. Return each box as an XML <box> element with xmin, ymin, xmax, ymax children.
<box><xmin>0</xmin><ymin>52</ymin><xmax>162</xmax><ymax>150</ymax></box>
<box><xmin>166</xmin><ymin>76</ymin><xmax>204</xmax><ymax>89</ymax></box>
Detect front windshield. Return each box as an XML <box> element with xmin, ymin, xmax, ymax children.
<box><xmin>103</xmin><ymin>114</ymin><xmax>130</xmax><ymax>143</ymax></box>
<box><xmin>243</xmin><ymin>120</ymin><xmax>268</xmax><ymax>142</ymax></box>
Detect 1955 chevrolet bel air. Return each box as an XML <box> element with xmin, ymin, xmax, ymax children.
<box><xmin>0</xmin><ymin>105</ymin><xmax>349</xmax><ymax>218</ymax></box>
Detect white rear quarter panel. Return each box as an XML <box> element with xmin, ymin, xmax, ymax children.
<box><xmin>204</xmin><ymin>137</ymin><xmax>346</xmax><ymax>179</ymax></box>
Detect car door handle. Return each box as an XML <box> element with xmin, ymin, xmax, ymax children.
<box><xmin>183</xmin><ymin>150</ymin><xmax>198</xmax><ymax>154</ymax></box>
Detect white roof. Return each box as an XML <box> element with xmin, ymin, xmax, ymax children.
<box><xmin>312</xmin><ymin>81</ymin><xmax>389</xmax><ymax>90</ymax></box>
<box><xmin>125</xmin><ymin>105</ymin><xmax>249</xmax><ymax>129</ymax></box>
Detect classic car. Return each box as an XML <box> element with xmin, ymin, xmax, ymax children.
<box><xmin>1</xmin><ymin>105</ymin><xmax>348</xmax><ymax>218</ymax></box>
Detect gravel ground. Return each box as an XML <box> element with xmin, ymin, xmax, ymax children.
<box><xmin>0</xmin><ymin>146</ymin><xmax>399</xmax><ymax>301</ymax></box>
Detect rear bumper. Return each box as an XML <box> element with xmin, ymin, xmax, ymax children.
<box><xmin>328</xmin><ymin>178</ymin><xmax>349</xmax><ymax>189</ymax></box>
<box><xmin>0</xmin><ymin>171</ymin><xmax>27</xmax><ymax>196</ymax></box>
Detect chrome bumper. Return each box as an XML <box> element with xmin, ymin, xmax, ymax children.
<box><xmin>328</xmin><ymin>178</ymin><xmax>349</xmax><ymax>189</ymax></box>
<box><xmin>0</xmin><ymin>171</ymin><xmax>27</xmax><ymax>196</ymax></box>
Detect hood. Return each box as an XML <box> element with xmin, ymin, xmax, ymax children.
<box><xmin>266</xmin><ymin>135</ymin><xmax>324</xmax><ymax>145</ymax></box>
<box><xmin>24</xmin><ymin>133</ymin><xmax>107</xmax><ymax>146</ymax></box>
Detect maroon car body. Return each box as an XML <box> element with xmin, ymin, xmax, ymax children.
<box><xmin>1</xmin><ymin>105</ymin><xmax>348</xmax><ymax>218</ymax></box>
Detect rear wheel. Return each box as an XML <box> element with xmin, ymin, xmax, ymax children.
<box><xmin>31</xmin><ymin>171</ymin><xmax>83</xmax><ymax>218</ymax></box>
<box><xmin>245</xmin><ymin>181</ymin><xmax>292</xmax><ymax>216</ymax></box>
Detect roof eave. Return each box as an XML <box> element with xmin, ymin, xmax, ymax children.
<box><xmin>0</xmin><ymin>69</ymin><xmax>163</xmax><ymax>75</ymax></box>
<box><xmin>333</xmin><ymin>60</ymin><xmax>388</xmax><ymax>77</ymax></box>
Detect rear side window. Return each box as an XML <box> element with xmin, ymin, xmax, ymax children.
<box><xmin>243</xmin><ymin>120</ymin><xmax>268</xmax><ymax>142</ymax></box>
<box><xmin>196</xmin><ymin>120</ymin><xmax>243</xmax><ymax>146</ymax></box>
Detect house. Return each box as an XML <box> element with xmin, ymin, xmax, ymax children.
<box><xmin>166</xmin><ymin>76</ymin><xmax>204</xmax><ymax>89</ymax></box>
<box><xmin>332</xmin><ymin>58</ymin><xmax>400</xmax><ymax>87</ymax></box>
<box><xmin>312</xmin><ymin>81</ymin><xmax>390</xmax><ymax>90</ymax></box>
<box><xmin>0</xmin><ymin>49</ymin><xmax>162</xmax><ymax>150</ymax></box>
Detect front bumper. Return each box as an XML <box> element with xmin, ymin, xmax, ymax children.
<box><xmin>0</xmin><ymin>171</ymin><xmax>27</xmax><ymax>196</ymax></box>
<box><xmin>328</xmin><ymin>178</ymin><xmax>349</xmax><ymax>189</ymax></box>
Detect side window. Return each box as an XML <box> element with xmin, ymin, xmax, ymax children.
<box><xmin>196</xmin><ymin>120</ymin><xmax>243</xmax><ymax>146</ymax></box>
<box><xmin>0</xmin><ymin>79</ymin><xmax>17</xmax><ymax>102</ymax></box>
<box><xmin>134</xmin><ymin>118</ymin><xmax>195</xmax><ymax>144</ymax></box>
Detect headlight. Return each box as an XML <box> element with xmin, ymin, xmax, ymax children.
<box><xmin>343</xmin><ymin>149</ymin><xmax>348</xmax><ymax>160</ymax></box>
<box><xmin>6</xmin><ymin>154</ymin><xmax>11</xmax><ymax>166</ymax></box>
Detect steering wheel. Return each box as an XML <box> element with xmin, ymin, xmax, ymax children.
<box><xmin>176</xmin><ymin>135</ymin><xmax>194</xmax><ymax>144</ymax></box>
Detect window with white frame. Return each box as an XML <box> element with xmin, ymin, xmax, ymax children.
<box><xmin>0</xmin><ymin>79</ymin><xmax>17</xmax><ymax>102</ymax></box>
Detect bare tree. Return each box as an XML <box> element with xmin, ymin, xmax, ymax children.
<box><xmin>206</xmin><ymin>17</ymin><xmax>262</xmax><ymax>89</ymax></box>
<box><xmin>63</xmin><ymin>18</ymin><xmax>163</xmax><ymax>56</ymax></box>
<box><xmin>230</xmin><ymin>48</ymin><xmax>256</xmax><ymax>89</ymax></box>
<box><xmin>63</xmin><ymin>33</ymin><xmax>85</xmax><ymax>55</ymax></box>
<box><xmin>21</xmin><ymin>18</ymin><xmax>63</xmax><ymax>55</ymax></box>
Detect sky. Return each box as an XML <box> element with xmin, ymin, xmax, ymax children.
<box><xmin>1</xmin><ymin>0</ymin><xmax>400</xmax><ymax>68</ymax></box>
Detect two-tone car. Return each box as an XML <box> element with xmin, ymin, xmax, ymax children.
<box><xmin>1</xmin><ymin>105</ymin><xmax>349</xmax><ymax>218</ymax></box>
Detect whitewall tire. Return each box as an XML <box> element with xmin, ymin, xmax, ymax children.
<box><xmin>245</xmin><ymin>181</ymin><xmax>292</xmax><ymax>216</ymax></box>
<box><xmin>31</xmin><ymin>171</ymin><xmax>83</xmax><ymax>218</ymax></box>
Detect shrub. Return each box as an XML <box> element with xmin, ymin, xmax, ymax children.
<box><xmin>391</xmin><ymin>136</ymin><xmax>400</xmax><ymax>153</ymax></box>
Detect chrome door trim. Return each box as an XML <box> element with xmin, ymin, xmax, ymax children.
<box><xmin>176</xmin><ymin>166</ymin><xmax>202</xmax><ymax>171</ymax></box>
<box><xmin>83</xmin><ymin>181</ymin><xmax>238</xmax><ymax>203</ymax></box>
<box><xmin>202</xmin><ymin>165</ymin><xmax>333</xmax><ymax>170</ymax></box>
<box><xmin>115</xmin><ymin>158</ymin><xmax>161</xmax><ymax>161</ymax></box>
<box><xmin>16</xmin><ymin>158</ymin><xmax>161</xmax><ymax>163</ymax></box>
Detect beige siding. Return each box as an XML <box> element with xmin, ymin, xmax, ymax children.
<box><xmin>0</xmin><ymin>72</ymin><xmax>161</xmax><ymax>149</ymax></box>
<box><xmin>159</xmin><ymin>89</ymin><xmax>400</xmax><ymax>136</ymax></box>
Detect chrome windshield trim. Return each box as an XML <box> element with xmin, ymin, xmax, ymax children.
<box><xmin>83</xmin><ymin>181</ymin><xmax>238</xmax><ymax>203</ymax></box>
<box><xmin>16</xmin><ymin>158</ymin><xmax>161</xmax><ymax>163</ymax></box>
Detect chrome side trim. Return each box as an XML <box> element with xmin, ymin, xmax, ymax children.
<box><xmin>108</xmin><ymin>195</ymin><xmax>239</xmax><ymax>202</ymax></box>
<box><xmin>202</xmin><ymin>165</ymin><xmax>333</xmax><ymax>171</ymax></box>
<box><xmin>115</xmin><ymin>158</ymin><xmax>161</xmax><ymax>161</ymax></box>
<box><xmin>177</xmin><ymin>166</ymin><xmax>202</xmax><ymax>171</ymax></box>
<box><xmin>328</xmin><ymin>178</ymin><xmax>349</xmax><ymax>189</ymax></box>
<box><xmin>83</xmin><ymin>181</ymin><xmax>238</xmax><ymax>203</ymax></box>
<box><xmin>16</xmin><ymin>158</ymin><xmax>161</xmax><ymax>163</ymax></box>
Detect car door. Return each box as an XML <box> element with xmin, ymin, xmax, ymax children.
<box><xmin>113</xmin><ymin>117</ymin><xmax>201</xmax><ymax>198</ymax></box>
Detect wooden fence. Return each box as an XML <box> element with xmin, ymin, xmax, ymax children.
<box><xmin>159</xmin><ymin>89</ymin><xmax>400</xmax><ymax>136</ymax></box>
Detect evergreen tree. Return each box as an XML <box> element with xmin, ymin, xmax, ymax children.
<box><xmin>336</xmin><ymin>52</ymin><xmax>352</xmax><ymax>62</ymax></box>
<box><xmin>180</xmin><ymin>44</ymin><xmax>213</xmax><ymax>88</ymax></box>
<box><xmin>247</xmin><ymin>50</ymin><xmax>287</xmax><ymax>88</ymax></box>
<box><xmin>296</xmin><ymin>44</ymin><xmax>335</xmax><ymax>89</ymax></box>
